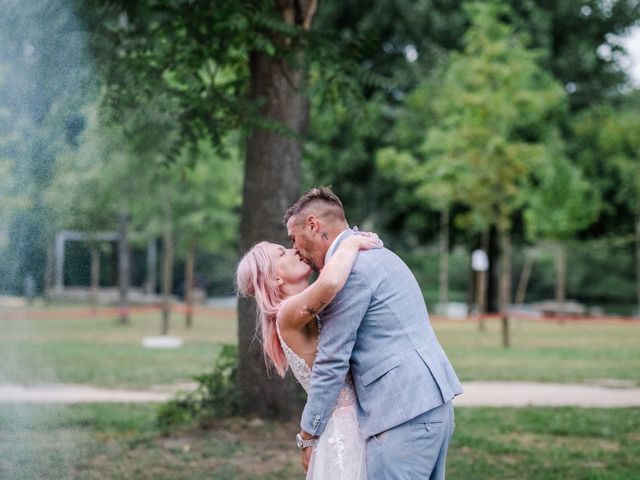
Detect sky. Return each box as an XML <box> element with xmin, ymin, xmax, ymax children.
<box><xmin>621</xmin><ymin>25</ymin><xmax>640</xmax><ymax>86</ymax></box>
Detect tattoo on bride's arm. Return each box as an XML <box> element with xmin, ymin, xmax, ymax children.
<box><xmin>305</xmin><ymin>301</ymin><xmax>327</xmax><ymax>316</ymax></box>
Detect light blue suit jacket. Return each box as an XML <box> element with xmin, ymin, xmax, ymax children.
<box><xmin>301</xmin><ymin>231</ymin><xmax>463</xmax><ymax>438</ymax></box>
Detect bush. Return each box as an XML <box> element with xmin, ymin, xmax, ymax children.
<box><xmin>157</xmin><ymin>344</ymin><xmax>239</xmax><ymax>431</ymax></box>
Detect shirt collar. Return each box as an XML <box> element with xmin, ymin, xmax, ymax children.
<box><xmin>324</xmin><ymin>229</ymin><xmax>351</xmax><ymax>265</ymax></box>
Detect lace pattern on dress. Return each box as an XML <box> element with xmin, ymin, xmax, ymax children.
<box><xmin>276</xmin><ymin>321</ymin><xmax>357</xmax><ymax>408</ymax></box>
<box><xmin>277</xmin><ymin>326</ymin><xmax>313</xmax><ymax>393</ymax></box>
<box><xmin>327</xmin><ymin>427</ymin><xmax>346</xmax><ymax>472</ymax></box>
<box><xmin>276</xmin><ymin>320</ymin><xmax>365</xmax><ymax>479</ymax></box>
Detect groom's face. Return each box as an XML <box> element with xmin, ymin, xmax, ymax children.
<box><xmin>287</xmin><ymin>215</ymin><xmax>324</xmax><ymax>272</ymax></box>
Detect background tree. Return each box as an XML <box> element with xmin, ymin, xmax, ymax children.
<box><xmin>81</xmin><ymin>0</ymin><xmax>322</xmax><ymax>418</ymax></box>
<box><xmin>170</xmin><ymin>136</ymin><xmax>242</xmax><ymax>328</ymax></box>
<box><xmin>305</xmin><ymin>1</ymin><xmax>640</xmax><ymax>239</ymax></box>
<box><xmin>377</xmin><ymin>142</ymin><xmax>459</xmax><ymax>311</ymax></box>
<box><xmin>46</xmin><ymin>104</ymin><xmax>119</xmax><ymax>309</ymax></box>
<box><xmin>523</xmin><ymin>152</ymin><xmax>600</xmax><ymax>305</ymax></box>
<box><xmin>572</xmin><ymin>99</ymin><xmax>640</xmax><ymax>314</ymax></box>
<box><xmin>377</xmin><ymin>2</ymin><xmax>573</xmax><ymax>344</ymax></box>
<box><xmin>0</xmin><ymin>0</ymin><xmax>92</xmax><ymax>295</ymax></box>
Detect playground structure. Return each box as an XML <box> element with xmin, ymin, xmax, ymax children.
<box><xmin>50</xmin><ymin>229</ymin><xmax>164</xmax><ymax>305</ymax></box>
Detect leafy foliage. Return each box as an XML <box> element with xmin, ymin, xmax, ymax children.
<box><xmin>379</xmin><ymin>2</ymin><xmax>576</xmax><ymax>237</ymax></box>
<box><xmin>157</xmin><ymin>345</ymin><xmax>240</xmax><ymax>431</ymax></box>
<box><xmin>1</xmin><ymin>0</ymin><xmax>639</xmax><ymax>307</ymax></box>
<box><xmin>0</xmin><ymin>0</ymin><xmax>93</xmax><ymax>293</ymax></box>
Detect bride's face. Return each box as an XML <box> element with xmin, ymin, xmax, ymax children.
<box><xmin>269</xmin><ymin>243</ymin><xmax>311</xmax><ymax>285</ymax></box>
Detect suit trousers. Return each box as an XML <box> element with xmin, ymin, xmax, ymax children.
<box><xmin>366</xmin><ymin>401</ymin><xmax>455</xmax><ymax>480</ymax></box>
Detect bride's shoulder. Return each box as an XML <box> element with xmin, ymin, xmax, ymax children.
<box><xmin>276</xmin><ymin>299</ymin><xmax>294</xmax><ymax>329</ymax></box>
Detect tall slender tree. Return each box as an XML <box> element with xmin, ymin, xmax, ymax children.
<box><xmin>378</xmin><ymin>2</ymin><xmax>572</xmax><ymax>343</ymax></box>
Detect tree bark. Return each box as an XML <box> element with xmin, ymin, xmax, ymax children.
<box><xmin>555</xmin><ymin>243</ymin><xmax>567</xmax><ymax>307</ymax></box>
<box><xmin>184</xmin><ymin>243</ymin><xmax>195</xmax><ymax>329</ymax></box>
<box><xmin>487</xmin><ymin>226</ymin><xmax>499</xmax><ymax>313</ymax></box>
<box><xmin>161</xmin><ymin>207</ymin><xmax>173</xmax><ymax>336</ymax></box>
<box><xmin>515</xmin><ymin>249</ymin><xmax>535</xmax><ymax>305</ymax></box>
<box><xmin>90</xmin><ymin>245</ymin><xmax>100</xmax><ymax>314</ymax></box>
<box><xmin>438</xmin><ymin>206</ymin><xmax>449</xmax><ymax>313</ymax></box>
<box><xmin>477</xmin><ymin>230</ymin><xmax>489</xmax><ymax>331</ymax></box>
<box><xmin>498</xmin><ymin>227</ymin><xmax>511</xmax><ymax>348</ymax></box>
<box><xmin>117</xmin><ymin>213</ymin><xmax>130</xmax><ymax>325</ymax></box>
<box><xmin>145</xmin><ymin>239</ymin><xmax>158</xmax><ymax>295</ymax></box>
<box><xmin>44</xmin><ymin>242</ymin><xmax>54</xmax><ymax>300</ymax></box>
<box><xmin>237</xmin><ymin>1</ymin><xmax>317</xmax><ymax>420</ymax></box>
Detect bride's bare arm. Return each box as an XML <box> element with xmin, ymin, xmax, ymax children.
<box><xmin>277</xmin><ymin>233</ymin><xmax>382</xmax><ymax>330</ymax></box>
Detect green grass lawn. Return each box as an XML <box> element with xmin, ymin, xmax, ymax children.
<box><xmin>1</xmin><ymin>306</ymin><xmax>639</xmax><ymax>479</ymax></box>
<box><xmin>435</xmin><ymin>319</ymin><xmax>640</xmax><ymax>385</ymax></box>
<box><xmin>0</xmin><ymin>311</ymin><xmax>236</xmax><ymax>387</ymax></box>
<box><xmin>1</xmin><ymin>308</ymin><xmax>638</xmax><ymax>387</ymax></box>
<box><xmin>1</xmin><ymin>403</ymin><xmax>638</xmax><ymax>480</ymax></box>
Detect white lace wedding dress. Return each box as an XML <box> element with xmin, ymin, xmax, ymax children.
<box><xmin>277</xmin><ymin>324</ymin><xmax>367</xmax><ymax>480</ymax></box>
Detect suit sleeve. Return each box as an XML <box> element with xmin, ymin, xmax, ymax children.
<box><xmin>301</xmin><ymin>268</ymin><xmax>371</xmax><ymax>436</ymax></box>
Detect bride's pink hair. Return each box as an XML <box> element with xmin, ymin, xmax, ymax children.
<box><xmin>236</xmin><ymin>242</ymin><xmax>288</xmax><ymax>377</ymax></box>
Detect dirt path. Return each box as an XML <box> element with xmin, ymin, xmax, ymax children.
<box><xmin>452</xmin><ymin>381</ymin><xmax>640</xmax><ymax>407</ymax></box>
<box><xmin>0</xmin><ymin>383</ymin><xmax>190</xmax><ymax>403</ymax></box>
<box><xmin>1</xmin><ymin>381</ymin><xmax>639</xmax><ymax>407</ymax></box>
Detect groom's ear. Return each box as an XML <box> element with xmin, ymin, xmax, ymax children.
<box><xmin>305</xmin><ymin>214</ymin><xmax>319</xmax><ymax>233</ymax></box>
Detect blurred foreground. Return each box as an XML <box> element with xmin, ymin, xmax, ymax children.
<box><xmin>1</xmin><ymin>304</ymin><xmax>638</xmax><ymax>479</ymax></box>
<box><xmin>1</xmin><ymin>404</ymin><xmax>638</xmax><ymax>480</ymax></box>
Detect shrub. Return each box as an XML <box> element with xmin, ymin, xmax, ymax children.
<box><xmin>157</xmin><ymin>344</ymin><xmax>239</xmax><ymax>431</ymax></box>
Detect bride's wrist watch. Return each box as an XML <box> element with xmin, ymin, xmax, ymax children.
<box><xmin>296</xmin><ymin>433</ymin><xmax>316</xmax><ymax>449</ymax></box>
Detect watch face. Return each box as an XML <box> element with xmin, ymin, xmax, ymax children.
<box><xmin>296</xmin><ymin>434</ymin><xmax>303</xmax><ymax>448</ymax></box>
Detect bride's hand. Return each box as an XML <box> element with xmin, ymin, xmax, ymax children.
<box><xmin>346</xmin><ymin>230</ymin><xmax>383</xmax><ymax>250</ymax></box>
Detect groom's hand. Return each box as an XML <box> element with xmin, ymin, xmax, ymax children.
<box><xmin>299</xmin><ymin>430</ymin><xmax>316</xmax><ymax>472</ymax></box>
<box><xmin>301</xmin><ymin>445</ymin><xmax>313</xmax><ymax>472</ymax></box>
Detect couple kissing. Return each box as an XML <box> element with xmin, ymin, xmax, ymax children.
<box><xmin>237</xmin><ymin>186</ymin><xmax>463</xmax><ymax>479</ymax></box>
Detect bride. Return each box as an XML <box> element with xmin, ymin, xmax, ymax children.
<box><xmin>236</xmin><ymin>232</ymin><xmax>382</xmax><ymax>479</ymax></box>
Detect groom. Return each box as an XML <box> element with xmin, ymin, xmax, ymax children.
<box><xmin>284</xmin><ymin>187</ymin><xmax>463</xmax><ymax>479</ymax></box>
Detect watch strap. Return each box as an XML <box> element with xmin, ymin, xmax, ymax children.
<box><xmin>296</xmin><ymin>433</ymin><xmax>316</xmax><ymax>449</ymax></box>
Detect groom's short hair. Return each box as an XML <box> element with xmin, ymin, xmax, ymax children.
<box><xmin>284</xmin><ymin>186</ymin><xmax>346</xmax><ymax>225</ymax></box>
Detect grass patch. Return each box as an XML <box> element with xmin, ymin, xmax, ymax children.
<box><xmin>0</xmin><ymin>403</ymin><xmax>300</xmax><ymax>480</ymax></box>
<box><xmin>433</xmin><ymin>319</ymin><xmax>640</xmax><ymax>385</ymax></box>
<box><xmin>450</xmin><ymin>407</ymin><xmax>640</xmax><ymax>479</ymax></box>
<box><xmin>1</xmin><ymin>404</ymin><xmax>638</xmax><ymax>479</ymax></box>
<box><xmin>0</xmin><ymin>312</ymin><xmax>236</xmax><ymax>387</ymax></box>
<box><xmin>0</xmin><ymin>307</ymin><xmax>638</xmax><ymax>387</ymax></box>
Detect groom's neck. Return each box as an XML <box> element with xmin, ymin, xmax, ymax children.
<box><xmin>319</xmin><ymin>222</ymin><xmax>349</xmax><ymax>255</ymax></box>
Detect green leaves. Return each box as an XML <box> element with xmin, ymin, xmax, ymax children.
<box><xmin>571</xmin><ymin>98</ymin><xmax>640</xmax><ymax>234</ymax></box>
<box><xmin>378</xmin><ymin>1</ymin><xmax>595</xmax><ymax>240</ymax></box>
<box><xmin>524</xmin><ymin>152</ymin><xmax>600</xmax><ymax>241</ymax></box>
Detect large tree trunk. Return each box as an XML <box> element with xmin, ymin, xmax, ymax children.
<box><xmin>438</xmin><ymin>206</ymin><xmax>449</xmax><ymax>313</ymax></box>
<box><xmin>498</xmin><ymin>226</ymin><xmax>511</xmax><ymax>348</ymax></box>
<box><xmin>184</xmin><ymin>243</ymin><xmax>195</xmax><ymax>329</ymax></box>
<box><xmin>237</xmin><ymin>1</ymin><xmax>317</xmax><ymax>420</ymax></box>
<box><xmin>117</xmin><ymin>213</ymin><xmax>130</xmax><ymax>325</ymax></box>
